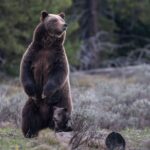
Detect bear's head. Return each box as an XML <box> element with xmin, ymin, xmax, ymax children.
<box><xmin>40</xmin><ymin>10</ymin><xmax>67</xmax><ymax>37</ymax></box>
<box><xmin>53</xmin><ymin>106</ymin><xmax>72</xmax><ymax>132</ymax></box>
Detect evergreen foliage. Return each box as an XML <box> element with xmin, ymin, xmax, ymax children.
<box><xmin>0</xmin><ymin>0</ymin><xmax>150</xmax><ymax>75</ymax></box>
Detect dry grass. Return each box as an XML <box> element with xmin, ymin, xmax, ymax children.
<box><xmin>0</xmin><ymin>65</ymin><xmax>150</xmax><ymax>149</ymax></box>
<box><xmin>71</xmin><ymin>65</ymin><xmax>150</xmax><ymax>130</ymax></box>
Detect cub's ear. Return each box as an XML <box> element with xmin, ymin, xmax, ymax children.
<box><xmin>41</xmin><ymin>10</ymin><xmax>48</xmax><ymax>21</ymax></box>
<box><xmin>59</xmin><ymin>12</ymin><xmax>65</xmax><ymax>19</ymax></box>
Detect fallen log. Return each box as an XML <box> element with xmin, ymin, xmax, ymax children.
<box><xmin>56</xmin><ymin>130</ymin><xmax>126</xmax><ymax>150</ymax></box>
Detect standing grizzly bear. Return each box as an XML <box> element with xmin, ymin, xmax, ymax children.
<box><xmin>20</xmin><ymin>11</ymin><xmax>73</xmax><ymax>138</ymax></box>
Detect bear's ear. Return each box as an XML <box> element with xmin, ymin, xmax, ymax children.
<box><xmin>41</xmin><ymin>10</ymin><xmax>48</xmax><ymax>21</ymax></box>
<box><xmin>59</xmin><ymin>12</ymin><xmax>65</xmax><ymax>19</ymax></box>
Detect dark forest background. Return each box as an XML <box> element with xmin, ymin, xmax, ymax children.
<box><xmin>0</xmin><ymin>0</ymin><xmax>150</xmax><ymax>76</ymax></box>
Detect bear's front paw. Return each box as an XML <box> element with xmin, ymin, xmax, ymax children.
<box><xmin>30</xmin><ymin>96</ymin><xmax>36</xmax><ymax>101</ymax></box>
<box><xmin>24</xmin><ymin>83</ymin><xmax>36</xmax><ymax>97</ymax></box>
<box><xmin>41</xmin><ymin>92</ymin><xmax>46</xmax><ymax>99</ymax></box>
<box><xmin>42</xmin><ymin>87</ymin><xmax>54</xmax><ymax>98</ymax></box>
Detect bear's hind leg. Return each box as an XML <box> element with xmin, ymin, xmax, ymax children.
<box><xmin>22</xmin><ymin>99</ymin><xmax>41</xmax><ymax>138</ymax></box>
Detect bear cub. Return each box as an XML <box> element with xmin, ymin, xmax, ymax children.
<box><xmin>105</xmin><ymin>132</ymin><xmax>126</xmax><ymax>150</ymax></box>
<box><xmin>53</xmin><ymin>106</ymin><xmax>72</xmax><ymax>132</ymax></box>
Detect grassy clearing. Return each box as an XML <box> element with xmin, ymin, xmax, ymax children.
<box><xmin>0</xmin><ymin>128</ymin><xmax>66</xmax><ymax>150</ymax></box>
<box><xmin>0</xmin><ymin>127</ymin><xmax>149</xmax><ymax>150</ymax></box>
<box><xmin>0</xmin><ymin>127</ymin><xmax>28</xmax><ymax>150</ymax></box>
<box><xmin>122</xmin><ymin>128</ymin><xmax>150</xmax><ymax>149</ymax></box>
<box><xmin>0</xmin><ymin>65</ymin><xmax>150</xmax><ymax>149</ymax></box>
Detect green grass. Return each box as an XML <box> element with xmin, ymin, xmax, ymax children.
<box><xmin>122</xmin><ymin>128</ymin><xmax>150</xmax><ymax>148</ymax></box>
<box><xmin>0</xmin><ymin>128</ymin><xmax>28</xmax><ymax>150</ymax></box>
<box><xmin>0</xmin><ymin>128</ymin><xmax>65</xmax><ymax>150</ymax></box>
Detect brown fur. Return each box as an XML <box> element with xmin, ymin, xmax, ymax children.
<box><xmin>53</xmin><ymin>106</ymin><xmax>72</xmax><ymax>132</ymax></box>
<box><xmin>21</xmin><ymin>98</ymin><xmax>54</xmax><ymax>138</ymax></box>
<box><xmin>20</xmin><ymin>11</ymin><xmax>72</xmax><ymax>137</ymax></box>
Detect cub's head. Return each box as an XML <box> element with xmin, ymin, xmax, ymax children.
<box><xmin>105</xmin><ymin>132</ymin><xmax>126</xmax><ymax>150</ymax></box>
<box><xmin>40</xmin><ymin>10</ymin><xmax>67</xmax><ymax>37</ymax></box>
<box><xmin>53</xmin><ymin>106</ymin><xmax>72</xmax><ymax>132</ymax></box>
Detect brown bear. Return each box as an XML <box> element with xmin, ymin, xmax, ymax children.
<box><xmin>20</xmin><ymin>10</ymin><xmax>73</xmax><ymax>138</ymax></box>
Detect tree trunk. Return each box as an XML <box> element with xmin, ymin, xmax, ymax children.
<box><xmin>82</xmin><ymin>0</ymin><xmax>98</xmax><ymax>39</ymax></box>
<box><xmin>77</xmin><ymin>0</ymin><xmax>99</xmax><ymax>69</ymax></box>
